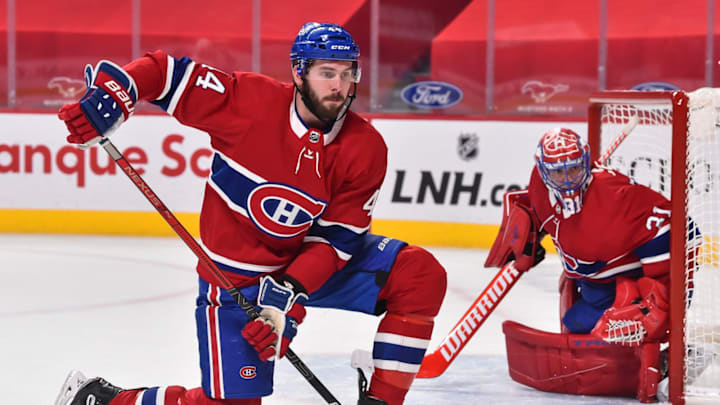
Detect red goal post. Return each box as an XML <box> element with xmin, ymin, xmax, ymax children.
<box><xmin>588</xmin><ymin>90</ymin><xmax>720</xmax><ymax>405</ymax></box>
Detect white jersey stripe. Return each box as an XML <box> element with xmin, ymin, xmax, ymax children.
<box><xmin>566</xmin><ymin>261</ymin><xmax>642</xmax><ymax>280</ymax></box>
<box><xmin>213</xmin><ymin>149</ymin><xmax>267</xmax><ymax>184</ymax></box>
<box><xmin>302</xmin><ymin>236</ymin><xmax>353</xmax><ymax>261</ymax></box>
<box><xmin>316</xmin><ymin>218</ymin><xmax>370</xmax><ymax>234</ymax></box>
<box><xmin>156</xmin><ymin>55</ymin><xmax>175</xmax><ymax>101</ymax></box>
<box><xmin>375</xmin><ymin>332</ymin><xmax>430</xmax><ymax>349</ymax></box>
<box><xmin>654</xmin><ymin>224</ymin><xmax>670</xmax><ymax>238</ymax></box>
<box><xmin>166</xmin><ymin>61</ymin><xmax>196</xmax><ymax>115</ymax></box>
<box><xmin>641</xmin><ymin>252</ymin><xmax>670</xmax><ymax>264</ymax></box>
<box><xmin>198</xmin><ymin>239</ymin><xmax>283</xmax><ymax>273</ymax></box>
<box><xmin>207</xmin><ymin>178</ymin><xmax>249</xmax><ymax>217</ymax></box>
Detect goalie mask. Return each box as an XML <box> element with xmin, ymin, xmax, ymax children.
<box><xmin>535</xmin><ymin>128</ymin><xmax>592</xmax><ymax>217</ymax></box>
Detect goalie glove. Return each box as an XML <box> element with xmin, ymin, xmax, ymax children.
<box><xmin>58</xmin><ymin>60</ymin><xmax>138</xmax><ymax>149</ymax></box>
<box><xmin>485</xmin><ymin>190</ymin><xmax>545</xmax><ymax>272</ymax></box>
<box><xmin>591</xmin><ymin>277</ymin><xmax>669</xmax><ymax>347</ymax></box>
<box><xmin>241</xmin><ymin>275</ymin><xmax>308</xmax><ymax>362</ymax></box>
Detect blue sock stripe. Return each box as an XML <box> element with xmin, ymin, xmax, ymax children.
<box><xmin>140</xmin><ymin>387</ymin><xmax>159</xmax><ymax>405</ymax></box>
<box><xmin>373</xmin><ymin>342</ymin><xmax>426</xmax><ymax>365</ymax></box>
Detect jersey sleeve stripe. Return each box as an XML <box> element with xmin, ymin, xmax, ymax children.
<box><xmin>654</xmin><ymin>224</ymin><xmax>670</xmax><ymax>238</ymax></box>
<box><xmin>155</xmin><ymin>55</ymin><xmax>175</xmax><ymax>101</ymax></box>
<box><xmin>633</xmin><ymin>230</ymin><xmax>670</xmax><ymax>260</ymax></box>
<box><xmin>166</xmin><ymin>60</ymin><xmax>195</xmax><ymax>115</ymax></box>
<box><xmin>151</xmin><ymin>56</ymin><xmax>194</xmax><ymax>113</ymax></box>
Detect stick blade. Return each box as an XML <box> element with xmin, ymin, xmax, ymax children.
<box><xmin>416</xmin><ymin>350</ymin><xmax>449</xmax><ymax>378</ymax></box>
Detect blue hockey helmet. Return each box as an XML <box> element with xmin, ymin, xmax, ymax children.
<box><xmin>290</xmin><ymin>22</ymin><xmax>360</xmax><ymax>78</ymax></box>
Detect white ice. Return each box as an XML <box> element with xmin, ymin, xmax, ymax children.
<box><xmin>0</xmin><ymin>234</ymin><xmax>646</xmax><ymax>404</ymax></box>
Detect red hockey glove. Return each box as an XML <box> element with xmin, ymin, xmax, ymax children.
<box><xmin>241</xmin><ymin>276</ymin><xmax>308</xmax><ymax>362</ymax></box>
<box><xmin>591</xmin><ymin>277</ymin><xmax>669</xmax><ymax>347</ymax></box>
<box><xmin>58</xmin><ymin>60</ymin><xmax>137</xmax><ymax>149</ymax></box>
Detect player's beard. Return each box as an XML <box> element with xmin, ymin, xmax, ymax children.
<box><xmin>301</xmin><ymin>81</ymin><xmax>346</xmax><ymax>123</ymax></box>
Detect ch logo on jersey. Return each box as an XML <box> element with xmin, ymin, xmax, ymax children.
<box><xmin>240</xmin><ymin>366</ymin><xmax>257</xmax><ymax>379</ymax></box>
<box><xmin>247</xmin><ymin>183</ymin><xmax>327</xmax><ymax>238</ymax></box>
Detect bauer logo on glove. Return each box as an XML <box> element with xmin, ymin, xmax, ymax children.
<box><xmin>58</xmin><ymin>60</ymin><xmax>138</xmax><ymax>149</ymax></box>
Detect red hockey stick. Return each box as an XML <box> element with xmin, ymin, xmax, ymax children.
<box><xmin>417</xmin><ymin>115</ymin><xmax>641</xmax><ymax>379</ymax></box>
<box><xmin>417</xmin><ymin>262</ymin><xmax>522</xmax><ymax>378</ymax></box>
<box><xmin>99</xmin><ymin>138</ymin><xmax>341</xmax><ymax>405</ymax></box>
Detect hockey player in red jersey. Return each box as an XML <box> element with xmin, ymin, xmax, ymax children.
<box><xmin>486</xmin><ymin>128</ymin><xmax>676</xmax><ymax>402</ymax></box>
<box><xmin>54</xmin><ymin>22</ymin><xmax>446</xmax><ymax>405</ymax></box>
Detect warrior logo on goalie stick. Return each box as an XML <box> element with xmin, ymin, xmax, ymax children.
<box><xmin>439</xmin><ymin>264</ymin><xmax>521</xmax><ymax>362</ymax></box>
<box><xmin>247</xmin><ymin>183</ymin><xmax>327</xmax><ymax>239</ymax></box>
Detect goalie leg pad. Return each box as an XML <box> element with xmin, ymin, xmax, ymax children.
<box><xmin>502</xmin><ymin>320</ymin><xmax>641</xmax><ymax>397</ymax></box>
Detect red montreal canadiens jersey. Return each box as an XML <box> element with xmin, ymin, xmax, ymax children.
<box><xmin>127</xmin><ymin>51</ymin><xmax>387</xmax><ymax>289</ymax></box>
<box><xmin>528</xmin><ymin>167</ymin><xmax>671</xmax><ymax>283</ymax></box>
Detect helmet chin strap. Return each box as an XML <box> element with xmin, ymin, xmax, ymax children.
<box><xmin>293</xmin><ymin>81</ymin><xmax>357</xmax><ymax>131</ymax></box>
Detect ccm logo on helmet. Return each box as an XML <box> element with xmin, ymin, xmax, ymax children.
<box><xmin>240</xmin><ymin>366</ymin><xmax>257</xmax><ymax>379</ymax></box>
<box><xmin>247</xmin><ymin>183</ymin><xmax>327</xmax><ymax>238</ymax></box>
<box><xmin>330</xmin><ymin>45</ymin><xmax>351</xmax><ymax>50</ymax></box>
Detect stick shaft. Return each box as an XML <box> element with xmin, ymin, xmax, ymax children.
<box><xmin>100</xmin><ymin>139</ymin><xmax>340</xmax><ymax>405</ymax></box>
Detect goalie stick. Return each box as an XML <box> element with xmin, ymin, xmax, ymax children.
<box><xmin>417</xmin><ymin>115</ymin><xmax>641</xmax><ymax>379</ymax></box>
<box><xmin>99</xmin><ymin>138</ymin><xmax>341</xmax><ymax>405</ymax></box>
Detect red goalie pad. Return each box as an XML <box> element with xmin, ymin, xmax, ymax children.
<box><xmin>503</xmin><ymin>321</ymin><xmax>661</xmax><ymax>402</ymax></box>
<box><xmin>485</xmin><ymin>190</ymin><xmax>544</xmax><ymax>271</ymax></box>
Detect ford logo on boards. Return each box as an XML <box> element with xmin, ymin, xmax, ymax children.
<box><xmin>400</xmin><ymin>81</ymin><xmax>463</xmax><ymax>109</ymax></box>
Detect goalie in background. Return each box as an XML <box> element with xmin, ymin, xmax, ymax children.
<box><xmin>485</xmin><ymin>127</ymin><xmax>685</xmax><ymax>403</ymax></box>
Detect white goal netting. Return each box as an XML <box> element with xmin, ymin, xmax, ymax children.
<box><xmin>596</xmin><ymin>89</ymin><xmax>720</xmax><ymax>403</ymax></box>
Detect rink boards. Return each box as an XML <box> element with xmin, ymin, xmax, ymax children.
<box><xmin>0</xmin><ymin>112</ymin><xmax>582</xmax><ymax>247</ymax></box>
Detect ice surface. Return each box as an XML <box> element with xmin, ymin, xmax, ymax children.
<box><xmin>0</xmin><ymin>234</ymin><xmax>644</xmax><ymax>404</ymax></box>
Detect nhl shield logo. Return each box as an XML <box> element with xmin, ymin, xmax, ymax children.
<box><xmin>308</xmin><ymin>130</ymin><xmax>322</xmax><ymax>143</ymax></box>
<box><xmin>457</xmin><ymin>133</ymin><xmax>479</xmax><ymax>161</ymax></box>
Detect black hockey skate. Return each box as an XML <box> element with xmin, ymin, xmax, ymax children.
<box><xmin>54</xmin><ymin>370</ymin><xmax>123</xmax><ymax>405</ymax></box>
<box><xmin>357</xmin><ymin>368</ymin><xmax>388</xmax><ymax>405</ymax></box>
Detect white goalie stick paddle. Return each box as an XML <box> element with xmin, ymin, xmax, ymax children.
<box><xmin>417</xmin><ymin>114</ymin><xmax>640</xmax><ymax>379</ymax></box>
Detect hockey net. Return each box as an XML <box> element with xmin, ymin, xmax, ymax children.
<box><xmin>589</xmin><ymin>89</ymin><xmax>720</xmax><ymax>405</ymax></box>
